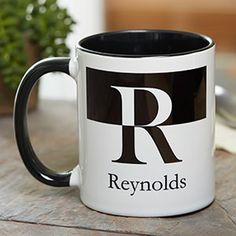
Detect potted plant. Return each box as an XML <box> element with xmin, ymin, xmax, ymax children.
<box><xmin>0</xmin><ymin>0</ymin><xmax>74</xmax><ymax>115</ymax></box>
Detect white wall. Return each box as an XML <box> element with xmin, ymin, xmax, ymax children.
<box><xmin>39</xmin><ymin>0</ymin><xmax>105</xmax><ymax>101</ymax></box>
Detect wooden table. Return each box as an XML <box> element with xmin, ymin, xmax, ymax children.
<box><xmin>0</xmin><ymin>100</ymin><xmax>236</xmax><ymax>235</ymax></box>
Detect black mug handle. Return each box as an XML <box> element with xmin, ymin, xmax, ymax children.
<box><xmin>14</xmin><ymin>57</ymin><xmax>78</xmax><ymax>187</ymax></box>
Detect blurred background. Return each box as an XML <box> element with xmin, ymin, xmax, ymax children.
<box><xmin>39</xmin><ymin>0</ymin><xmax>105</xmax><ymax>101</ymax></box>
<box><xmin>51</xmin><ymin>0</ymin><xmax>236</xmax><ymax>101</ymax></box>
<box><xmin>43</xmin><ymin>0</ymin><xmax>236</xmax><ymax>102</ymax></box>
<box><xmin>1</xmin><ymin>0</ymin><xmax>236</xmax><ymax>111</ymax></box>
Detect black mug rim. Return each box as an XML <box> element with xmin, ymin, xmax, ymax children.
<box><xmin>78</xmin><ymin>29</ymin><xmax>215</xmax><ymax>58</ymax></box>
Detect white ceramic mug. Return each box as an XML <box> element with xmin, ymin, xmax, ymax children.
<box><xmin>14</xmin><ymin>30</ymin><xmax>215</xmax><ymax>217</ymax></box>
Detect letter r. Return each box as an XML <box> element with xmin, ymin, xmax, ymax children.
<box><xmin>111</xmin><ymin>86</ymin><xmax>172</xmax><ymax>126</ymax></box>
<box><xmin>111</xmin><ymin>86</ymin><xmax>182</xmax><ymax>164</ymax></box>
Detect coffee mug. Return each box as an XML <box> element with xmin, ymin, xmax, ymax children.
<box><xmin>14</xmin><ymin>30</ymin><xmax>215</xmax><ymax>217</ymax></box>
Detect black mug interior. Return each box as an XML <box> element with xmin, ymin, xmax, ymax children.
<box><xmin>79</xmin><ymin>30</ymin><xmax>214</xmax><ymax>57</ymax></box>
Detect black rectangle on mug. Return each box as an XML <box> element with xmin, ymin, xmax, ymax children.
<box><xmin>86</xmin><ymin>67</ymin><xmax>206</xmax><ymax>126</ymax></box>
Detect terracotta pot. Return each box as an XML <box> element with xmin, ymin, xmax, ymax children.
<box><xmin>0</xmin><ymin>34</ymin><xmax>41</xmax><ymax>116</ymax></box>
<box><xmin>0</xmin><ymin>78</ymin><xmax>38</xmax><ymax>116</ymax></box>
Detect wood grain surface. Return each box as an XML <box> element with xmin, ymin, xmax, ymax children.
<box><xmin>0</xmin><ymin>100</ymin><xmax>236</xmax><ymax>235</ymax></box>
<box><xmin>0</xmin><ymin>220</ymin><xmax>132</xmax><ymax>236</ymax></box>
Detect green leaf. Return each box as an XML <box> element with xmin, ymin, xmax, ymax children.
<box><xmin>0</xmin><ymin>0</ymin><xmax>74</xmax><ymax>89</ymax></box>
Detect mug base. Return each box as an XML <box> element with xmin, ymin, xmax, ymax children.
<box><xmin>80</xmin><ymin>196</ymin><xmax>215</xmax><ymax>217</ymax></box>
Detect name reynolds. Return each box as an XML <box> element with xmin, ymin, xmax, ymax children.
<box><xmin>108</xmin><ymin>173</ymin><xmax>186</xmax><ymax>196</ymax></box>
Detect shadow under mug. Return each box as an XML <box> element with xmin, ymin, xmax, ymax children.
<box><xmin>14</xmin><ymin>29</ymin><xmax>215</xmax><ymax>217</ymax></box>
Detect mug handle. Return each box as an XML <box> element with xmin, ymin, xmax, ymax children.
<box><xmin>14</xmin><ymin>57</ymin><xmax>80</xmax><ymax>187</ymax></box>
